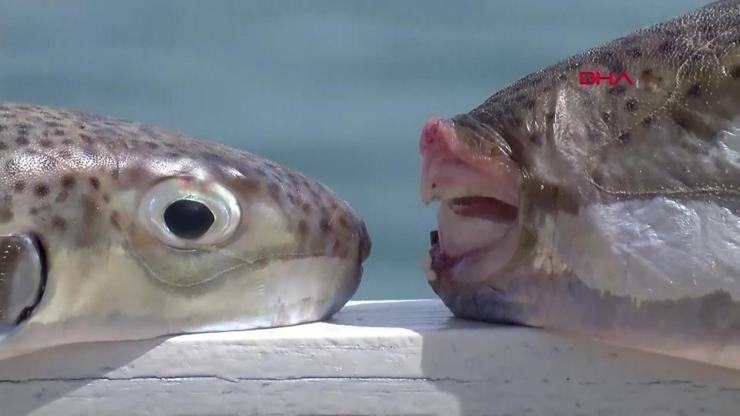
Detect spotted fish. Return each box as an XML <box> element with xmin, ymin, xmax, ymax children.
<box><xmin>420</xmin><ymin>0</ymin><xmax>740</xmax><ymax>368</ymax></box>
<box><xmin>0</xmin><ymin>102</ymin><xmax>370</xmax><ymax>357</ymax></box>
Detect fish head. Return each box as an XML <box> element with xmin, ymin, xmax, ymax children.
<box><xmin>0</xmin><ymin>104</ymin><xmax>370</xmax><ymax>353</ymax></box>
<box><xmin>420</xmin><ymin>113</ymin><xmax>538</xmax><ymax>325</ymax></box>
<box><xmin>119</xmin><ymin>140</ymin><xmax>372</xmax><ymax>324</ymax></box>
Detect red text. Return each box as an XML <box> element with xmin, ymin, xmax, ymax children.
<box><xmin>579</xmin><ymin>71</ymin><xmax>634</xmax><ymax>86</ymax></box>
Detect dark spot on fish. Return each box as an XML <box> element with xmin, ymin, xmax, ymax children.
<box><xmin>333</xmin><ymin>239</ymin><xmax>346</xmax><ymax>257</ymax></box>
<box><xmin>103</xmin><ymin>193</ymin><xmax>110</xmax><ymax>203</ymax></box>
<box><xmin>110</xmin><ymin>211</ymin><xmax>120</xmax><ymax>230</ymax></box>
<box><xmin>268</xmin><ymin>183</ymin><xmax>281</xmax><ymax>201</ymax></box>
<box><xmin>601</xmin><ymin>111</ymin><xmax>611</xmax><ymax>122</ymax></box>
<box><xmin>672</xmin><ymin>113</ymin><xmax>690</xmax><ymax>130</ymax></box>
<box><xmin>698</xmin><ymin>24</ymin><xmax>716</xmax><ymax>36</ymax></box>
<box><xmin>61</xmin><ymin>174</ymin><xmax>76</xmax><ymax>190</ymax></box>
<box><xmin>0</xmin><ymin>142</ymin><xmax>6</xmax><ymax>151</ymax></box>
<box><xmin>608</xmin><ymin>85</ymin><xmax>626</xmax><ymax>96</ymax></box>
<box><xmin>78</xmin><ymin>195</ymin><xmax>102</xmax><ymax>245</ymax></box>
<box><xmin>625</xmin><ymin>48</ymin><xmax>642</xmax><ymax>58</ymax></box>
<box><xmin>641</xmin><ymin>68</ymin><xmax>652</xmax><ymax>77</ymax></box>
<box><xmin>642</xmin><ymin>116</ymin><xmax>655</xmax><ymax>126</ymax></box>
<box><xmin>34</xmin><ymin>183</ymin><xmax>49</xmax><ymax>198</ymax></box>
<box><xmin>165</xmin><ymin>151</ymin><xmax>180</xmax><ymax>158</ymax></box>
<box><xmin>80</xmin><ymin>134</ymin><xmax>93</xmax><ymax>144</ymax></box>
<box><xmin>51</xmin><ymin>216</ymin><xmax>66</xmax><ymax>230</ymax></box>
<box><xmin>39</xmin><ymin>139</ymin><xmax>53</xmax><ymax>148</ymax></box>
<box><xmin>512</xmin><ymin>116</ymin><xmax>523</xmax><ymax>128</ymax></box>
<box><xmin>12</xmin><ymin>181</ymin><xmax>25</xmax><ymax>193</ymax></box>
<box><xmin>319</xmin><ymin>217</ymin><xmax>331</xmax><ymax>233</ymax></box>
<box><xmin>15</xmin><ymin>136</ymin><xmax>29</xmax><ymax>146</ymax></box>
<box><xmin>53</xmin><ymin>129</ymin><xmax>65</xmax><ymax>137</ymax></box>
<box><xmin>45</xmin><ymin>121</ymin><xmax>63</xmax><ymax>129</ymax></box>
<box><xmin>55</xmin><ymin>191</ymin><xmax>69</xmax><ymax>203</ymax></box>
<box><xmin>29</xmin><ymin>207</ymin><xmax>38</xmax><ymax>216</ymax></box>
<box><xmin>524</xmin><ymin>100</ymin><xmax>535</xmax><ymax>110</ymax></box>
<box><xmin>338</xmin><ymin>215</ymin><xmax>350</xmax><ymax>230</ymax></box>
<box><xmin>658</xmin><ymin>40</ymin><xmax>674</xmax><ymax>53</ymax></box>
<box><xmin>686</xmin><ymin>83</ymin><xmax>702</xmax><ymax>97</ymax></box>
<box><xmin>617</xmin><ymin>132</ymin><xmax>631</xmax><ymax>144</ymax></box>
<box><xmin>529</xmin><ymin>133</ymin><xmax>542</xmax><ymax>146</ymax></box>
<box><xmin>624</xmin><ymin>98</ymin><xmax>638</xmax><ymax>112</ymax></box>
<box><xmin>62</xmin><ymin>138</ymin><xmax>74</xmax><ymax>146</ymax></box>
<box><xmin>301</xmin><ymin>202</ymin><xmax>313</xmax><ymax>214</ymax></box>
<box><xmin>730</xmin><ymin>65</ymin><xmax>740</xmax><ymax>79</ymax></box>
<box><xmin>89</xmin><ymin>177</ymin><xmax>100</xmax><ymax>191</ymax></box>
<box><xmin>146</xmin><ymin>142</ymin><xmax>159</xmax><ymax>149</ymax></box>
<box><xmin>297</xmin><ymin>219</ymin><xmax>309</xmax><ymax>239</ymax></box>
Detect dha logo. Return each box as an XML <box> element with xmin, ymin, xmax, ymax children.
<box><xmin>579</xmin><ymin>71</ymin><xmax>634</xmax><ymax>86</ymax></box>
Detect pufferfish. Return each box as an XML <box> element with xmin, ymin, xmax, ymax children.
<box><xmin>0</xmin><ymin>101</ymin><xmax>370</xmax><ymax>357</ymax></box>
<box><xmin>420</xmin><ymin>0</ymin><xmax>740</xmax><ymax>369</ymax></box>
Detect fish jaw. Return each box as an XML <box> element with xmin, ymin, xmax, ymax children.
<box><xmin>419</xmin><ymin>116</ymin><xmax>523</xmax><ymax>290</ymax></box>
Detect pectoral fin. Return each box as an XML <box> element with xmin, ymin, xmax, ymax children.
<box><xmin>0</xmin><ymin>234</ymin><xmax>46</xmax><ymax>330</ymax></box>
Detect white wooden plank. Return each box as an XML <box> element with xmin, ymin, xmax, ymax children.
<box><xmin>1</xmin><ymin>299</ymin><xmax>739</xmax><ymax>416</ymax></box>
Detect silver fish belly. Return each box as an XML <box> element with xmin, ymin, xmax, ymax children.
<box><xmin>0</xmin><ymin>102</ymin><xmax>370</xmax><ymax>357</ymax></box>
<box><xmin>420</xmin><ymin>0</ymin><xmax>740</xmax><ymax>368</ymax></box>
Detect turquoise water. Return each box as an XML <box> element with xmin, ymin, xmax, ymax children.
<box><xmin>0</xmin><ymin>1</ymin><xmax>702</xmax><ymax>299</ymax></box>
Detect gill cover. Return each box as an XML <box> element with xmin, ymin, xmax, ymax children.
<box><xmin>0</xmin><ymin>234</ymin><xmax>46</xmax><ymax>332</ymax></box>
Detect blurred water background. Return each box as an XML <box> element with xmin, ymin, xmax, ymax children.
<box><xmin>0</xmin><ymin>0</ymin><xmax>703</xmax><ymax>299</ymax></box>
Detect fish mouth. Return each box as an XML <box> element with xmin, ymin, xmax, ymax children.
<box><xmin>420</xmin><ymin>117</ymin><xmax>522</xmax><ymax>286</ymax></box>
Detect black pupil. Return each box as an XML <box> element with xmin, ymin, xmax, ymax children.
<box><xmin>163</xmin><ymin>199</ymin><xmax>215</xmax><ymax>240</ymax></box>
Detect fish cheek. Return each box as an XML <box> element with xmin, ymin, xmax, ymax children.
<box><xmin>125</xmin><ymin>223</ymin><xmax>247</xmax><ymax>289</ymax></box>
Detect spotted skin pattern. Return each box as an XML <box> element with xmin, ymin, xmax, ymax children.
<box><xmin>423</xmin><ymin>1</ymin><xmax>740</xmax><ymax>369</ymax></box>
<box><xmin>0</xmin><ymin>101</ymin><xmax>370</xmax><ymax>355</ymax></box>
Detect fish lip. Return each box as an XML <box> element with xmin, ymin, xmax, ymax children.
<box><xmin>420</xmin><ymin>115</ymin><xmax>523</xmax><ymax>285</ymax></box>
<box><xmin>420</xmin><ymin>116</ymin><xmax>521</xmax><ymax>207</ymax></box>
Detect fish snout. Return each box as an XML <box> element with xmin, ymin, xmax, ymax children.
<box><xmin>317</xmin><ymin>197</ymin><xmax>371</xmax><ymax>265</ymax></box>
<box><xmin>357</xmin><ymin>218</ymin><xmax>371</xmax><ymax>263</ymax></box>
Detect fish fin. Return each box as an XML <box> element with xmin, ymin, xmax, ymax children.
<box><xmin>0</xmin><ymin>234</ymin><xmax>46</xmax><ymax>332</ymax></box>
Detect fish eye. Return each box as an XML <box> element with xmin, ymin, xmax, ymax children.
<box><xmin>163</xmin><ymin>199</ymin><xmax>215</xmax><ymax>240</ymax></box>
<box><xmin>139</xmin><ymin>178</ymin><xmax>241</xmax><ymax>248</ymax></box>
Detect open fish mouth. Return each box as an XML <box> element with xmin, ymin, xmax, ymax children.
<box><xmin>420</xmin><ymin>117</ymin><xmax>522</xmax><ymax>285</ymax></box>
